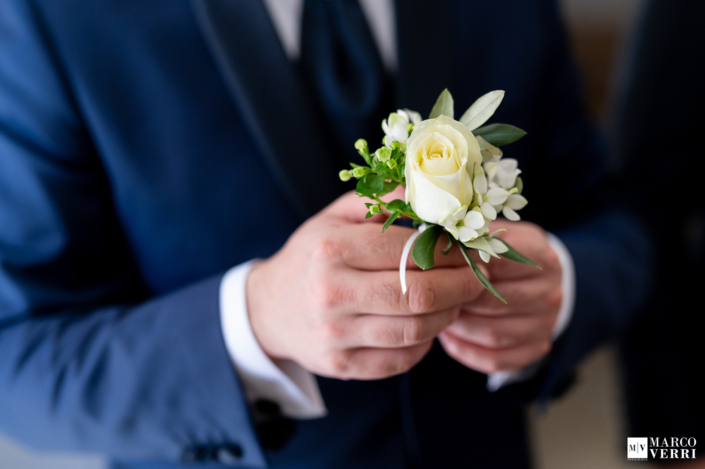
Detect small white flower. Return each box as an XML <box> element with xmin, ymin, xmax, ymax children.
<box><xmin>439</xmin><ymin>206</ymin><xmax>486</xmax><ymax>243</ymax></box>
<box><xmin>468</xmin><ymin>236</ymin><xmax>509</xmax><ymax>263</ymax></box>
<box><xmin>481</xmin><ymin>158</ymin><xmax>526</xmax><ymax>221</ymax></box>
<box><xmin>382</xmin><ymin>109</ymin><xmax>422</xmax><ymax>149</ymax></box>
<box><xmin>464</xmin><ymin>236</ymin><xmax>499</xmax><ymax>263</ymax></box>
<box><xmin>400</xmin><ymin>108</ymin><xmax>422</xmax><ymax>125</ymax></box>
<box><xmin>501</xmin><ymin>193</ymin><xmax>528</xmax><ymax>221</ymax></box>
<box><xmin>494</xmin><ymin>158</ymin><xmax>521</xmax><ymax>189</ymax></box>
<box><xmin>488</xmin><ymin>237</ymin><xmax>509</xmax><ymax>254</ymax></box>
<box><xmin>471</xmin><ymin>163</ymin><xmax>499</xmax><ymax>221</ymax></box>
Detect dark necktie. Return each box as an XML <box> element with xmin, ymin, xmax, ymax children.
<box><xmin>300</xmin><ymin>0</ymin><xmax>393</xmax><ymax>164</ymax></box>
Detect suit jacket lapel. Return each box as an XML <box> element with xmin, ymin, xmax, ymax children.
<box><xmin>395</xmin><ymin>0</ymin><xmax>454</xmax><ymax>114</ymax></box>
<box><xmin>190</xmin><ymin>0</ymin><xmax>344</xmax><ymax>220</ymax></box>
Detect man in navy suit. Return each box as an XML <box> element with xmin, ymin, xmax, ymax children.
<box><xmin>0</xmin><ymin>0</ymin><xmax>650</xmax><ymax>468</ymax></box>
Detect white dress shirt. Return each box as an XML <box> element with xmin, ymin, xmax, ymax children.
<box><xmin>219</xmin><ymin>0</ymin><xmax>577</xmax><ymax>419</ymax></box>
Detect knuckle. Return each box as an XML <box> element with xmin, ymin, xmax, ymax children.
<box><xmin>311</xmin><ymin>278</ymin><xmax>344</xmax><ymax>310</ymax></box>
<box><xmin>402</xmin><ymin>317</ymin><xmax>425</xmax><ymax>346</ymax></box>
<box><xmin>484</xmin><ymin>328</ymin><xmax>506</xmax><ymax>349</ymax></box>
<box><xmin>322</xmin><ymin>320</ymin><xmax>347</xmax><ymax>342</ymax></box>
<box><xmin>311</xmin><ymin>237</ymin><xmax>341</xmax><ymax>263</ymax></box>
<box><xmin>326</xmin><ymin>351</ymin><xmax>351</xmax><ymax>377</ymax></box>
<box><xmin>405</xmin><ymin>280</ymin><xmax>436</xmax><ymax>313</ymax></box>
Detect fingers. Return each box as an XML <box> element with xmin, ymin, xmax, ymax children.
<box><xmin>336</xmin><ymin>223</ymin><xmax>468</xmax><ymax>270</ymax></box>
<box><xmin>438</xmin><ymin>331</ymin><xmax>551</xmax><ymax>374</ymax></box>
<box><xmin>321</xmin><ymin>191</ymin><xmax>384</xmax><ymax>223</ymax></box>
<box><xmin>462</xmin><ymin>276</ymin><xmax>563</xmax><ymax>316</ymax></box>
<box><xmin>484</xmin><ymin>223</ymin><xmax>559</xmax><ymax>281</ymax></box>
<box><xmin>344</xmin><ymin>308</ymin><xmax>460</xmax><ymax>348</ymax></box>
<box><xmin>336</xmin><ymin>340</ymin><xmax>435</xmax><ymax>380</ymax></box>
<box><xmin>347</xmin><ymin>267</ymin><xmax>485</xmax><ymax>315</ymax></box>
<box><xmin>444</xmin><ymin>311</ymin><xmax>554</xmax><ymax>349</ymax></box>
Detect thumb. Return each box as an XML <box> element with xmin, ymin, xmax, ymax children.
<box><xmin>320</xmin><ymin>191</ymin><xmax>388</xmax><ymax>223</ymax></box>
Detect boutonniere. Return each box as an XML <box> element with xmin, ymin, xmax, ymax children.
<box><xmin>339</xmin><ymin>90</ymin><xmax>539</xmax><ymax>303</ymax></box>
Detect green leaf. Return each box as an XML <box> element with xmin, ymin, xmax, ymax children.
<box><xmin>412</xmin><ymin>225</ymin><xmax>444</xmax><ymax>270</ymax></box>
<box><xmin>473</xmin><ymin>124</ymin><xmax>527</xmax><ymax>147</ymax></box>
<box><xmin>384</xmin><ymin>199</ymin><xmax>407</xmax><ymax>211</ymax></box>
<box><xmin>460</xmin><ymin>90</ymin><xmax>505</xmax><ymax>131</ymax></box>
<box><xmin>365</xmin><ymin>212</ymin><xmax>373</xmax><ymax>219</ymax></box>
<box><xmin>356</xmin><ymin>174</ymin><xmax>384</xmax><ymax>196</ymax></box>
<box><xmin>376</xmin><ymin>181</ymin><xmax>399</xmax><ymax>197</ymax></box>
<box><xmin>495</xmin><ymin>239</ymin><xmax>541</xmax><ymax>269</ymax></box>
<box><xmin>441</xmin><ymin>231</ymin><xmax>454</xmax><ymax>255</ymax></box>
<box><xmin>429</xmin><ymin>89</ymin><xmax>454</xmax><ymax>119</ymax></box>
<box><xmin>382</xmin><ymin>211</ymin><xmax>401</xmax><ymax>232</ymax></box>
<box><xmin>458</xmin><ymin>241</ymin><xmax>507</xmax><ymax>303</ymax></box>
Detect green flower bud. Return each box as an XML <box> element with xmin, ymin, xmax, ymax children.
<box><xmin>370</xmin><ymin>204</ymin><xmax>382</xmax><ymax>215</ymax></box>
<box><xmin>352</xmin><ymin>166</ymin><xmax>369</xmax><ymax>178</ymax></box>
<box><xmin>386</xmin><ymin>159</ymin><xmax>397</xmax><ymax>169</ymax></box>
<box><xmin>339</xmin><ymin>170</ymin><xmax>352</xmax><ymax>182</ymax></box>
<box><xmin>375</xmin><ymin>147</ymin><xmax>392</xmax><ymax>162</ymax></box>
<box><xmin>354</xmin><ymin>139</ymin><xmax>368</xmax><ymax>153</ymax></box>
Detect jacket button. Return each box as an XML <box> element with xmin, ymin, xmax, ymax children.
<box><xmin>181</xmin><ymin>445</ymin><xmax>210</xmax><ymax>463</ymax></box>
<box><xmin>217</xmin><ymin>443</ymin><xmax>244</xmax><ymax>465</ymax></box>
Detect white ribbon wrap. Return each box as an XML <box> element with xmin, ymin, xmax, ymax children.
<box><xmin>399</xmin><ymin>224</ymin><xmax>428</xmax><ymax>294</ymax></box>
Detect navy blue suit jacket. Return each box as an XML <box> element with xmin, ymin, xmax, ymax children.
<box><xmin>0</xmin><ymin>0</ymin><xmax>650</xmax><ymax>467</ymax></box>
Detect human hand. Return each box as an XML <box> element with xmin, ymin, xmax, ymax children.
<box><xmin>246</xmin><ymin>191</ymin><xmax>485</xmax><ymax>380</ymax></box>
<box><xmin>438</xmin><ymin>220</ymin><xmax>563</xmax><ymax>374</ymax></box>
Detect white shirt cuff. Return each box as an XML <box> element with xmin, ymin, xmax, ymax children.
<box><xmin>486</xmin><ymin>232</ymin><xmax>576</xmax><ymax>391</ymax></box>
<box><xmin>219</xmin><ymin>261</ymin><xmax>327</xmax><ymax>419</ymax></box>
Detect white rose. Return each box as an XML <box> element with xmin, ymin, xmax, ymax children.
<box><xmin>405</xmin><ymin>115</ymin><xmax>483</xmax><ymax>224</ymax></box>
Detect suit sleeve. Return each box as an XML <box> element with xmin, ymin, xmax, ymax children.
<box><xmin>502</xmin><ymin>0</ymin><xmax>653</xmax><ymax>402</ymax></box>
<box><xmin>0</xmin><ymin>1</ymin><xmax>266</xmax><ymax>465</ymax></box>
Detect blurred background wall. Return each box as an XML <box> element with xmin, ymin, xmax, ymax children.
<box><xmin>0</xmin><ymin>0</ymin><xmax>645</xmax><ymax>468</ymax></box>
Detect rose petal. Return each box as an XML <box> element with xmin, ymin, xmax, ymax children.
<box><xmin>407</xmin><ymin>170</ymin><xmax>462</xmax><ymax>224</ymax></box>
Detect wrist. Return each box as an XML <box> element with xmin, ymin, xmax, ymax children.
<box><xmin>245</xmin><ymin>258</ymin><xmax>284</xmax><ymax>360</ymax></box>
